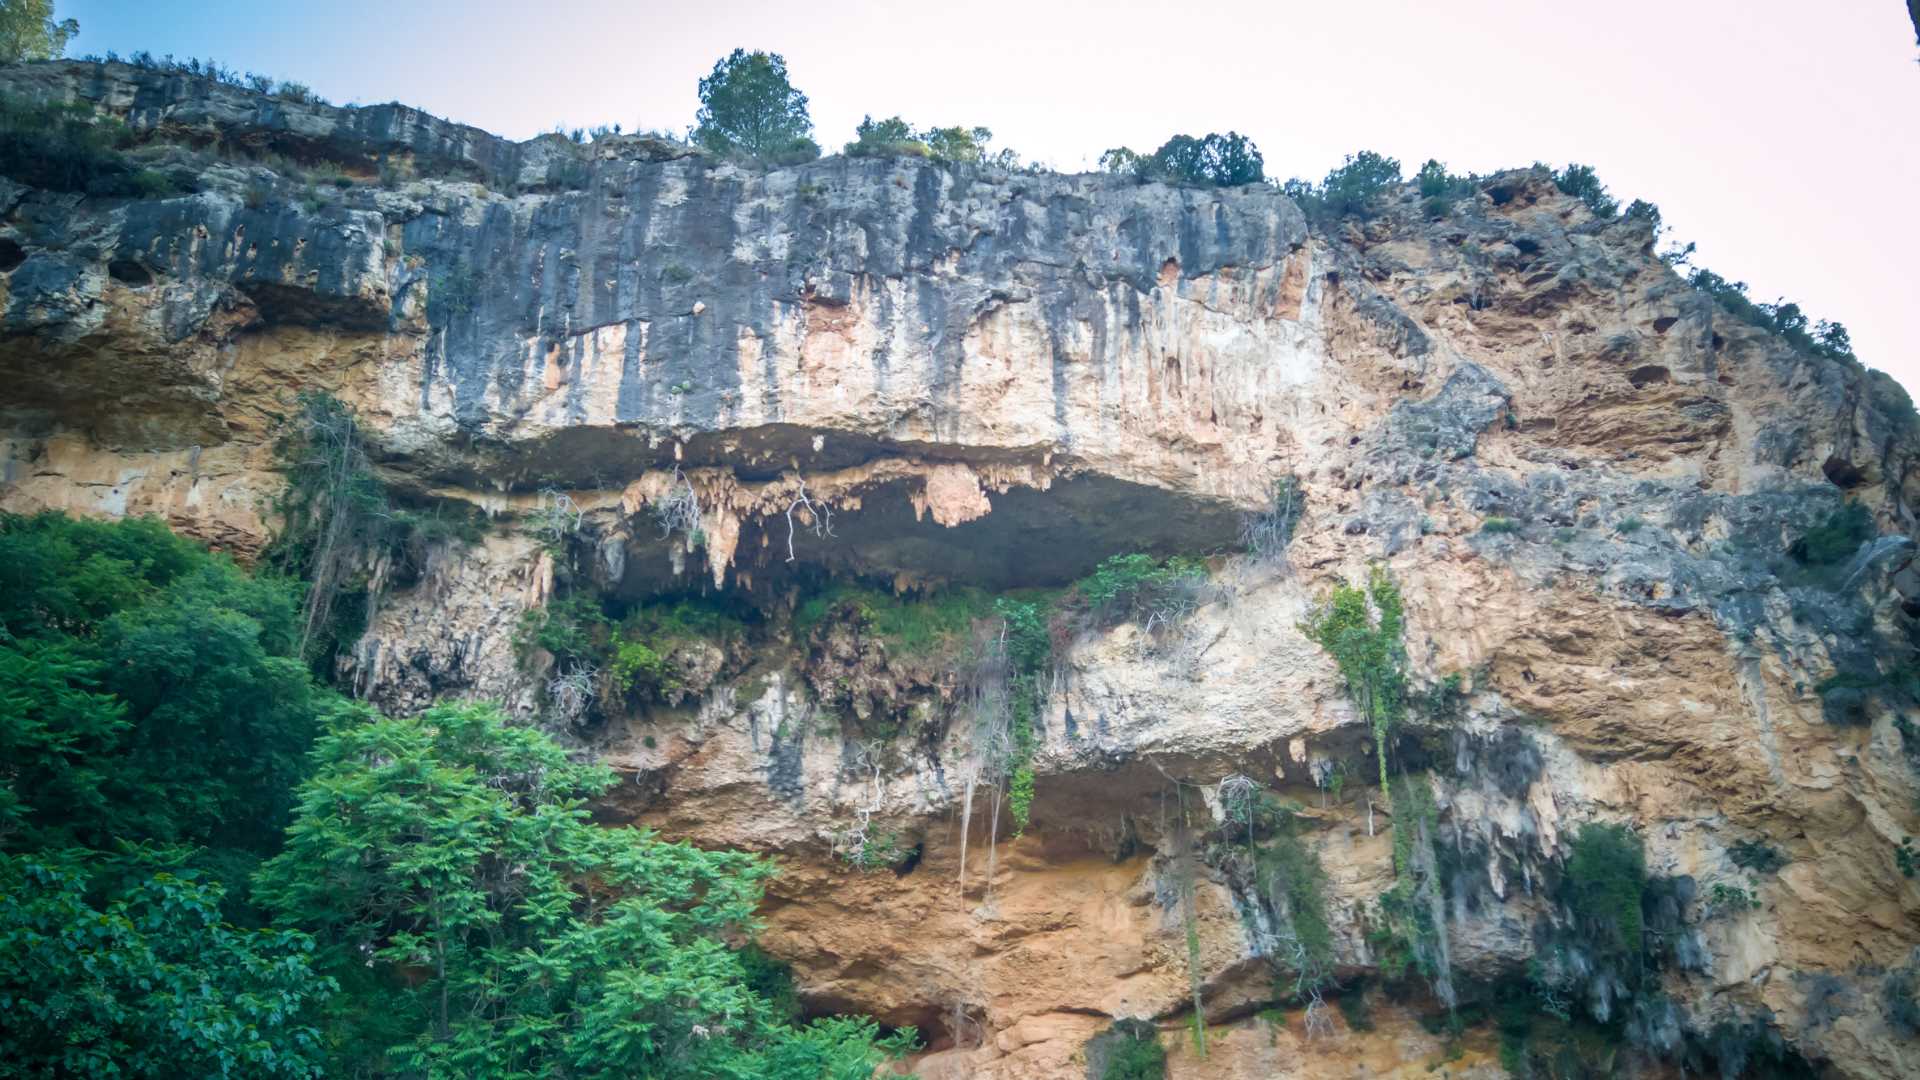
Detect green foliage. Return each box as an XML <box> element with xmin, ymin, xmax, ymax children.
<box><xmin>430</xmin><ymin>260</ymin><xmax>479</xmax><ymax>319</ymax></box>
<box><xmin>0</xmin><ymin>852</ymin><xmax>333</xmax><ymax>1078</ymax></box>
<box><xmin>256</xmin><ymin>701</ymin><xmax>913</xmax><ymax>1077</ymax></box>
<box><xmin>1886</xmin><ymin>965</ymin><xmax>1920</xmax><ymax>1038</ymax></box>
<box><xmin>0</xmin><ymin>512</ymin><xmax>320</xmax><ymax>859</ymax></box>
<box><xmin>1704</xmin><ymin>881</ymin><xmax>1760</xmax><ymax>918</ymax></box>
<box><xmin>1729</xmin><ymin>838</ymin><xmax>1789</xmax><ymax>874</ymax></box>
<box><xmin>1100</xmin><ymin>131</ymin><xmax>1264</xmax><ymax>186</ymax></box>
<box><xmin>1479</xmin><ymin>516</ymin><xmax>1520</xmax><ymax>535</ymax></box>
<box><xmin>1414</xmin><ymin>159</ymin><xmax>1474</xmax><ymax>217</ymax></box>
<box><xmin>515</xmin><ymin>593</ymin><xmax>610</xmax><ymax>667</ymax></box>
<box><xmin>1790</xmin><ymin>501</ymin><xmax>1873</xmax><ymax>567</ymax></box>
<box><xmin>843</xmin><ymin>116</ymin><xmax>1005</xmax><ymax>165</ymax></box>
<box><xmin>1552</xmin><ymin>163</ymin><xmax>1618</xmax><ymax>218</ymax></box>
<box><xmin>1686</xmin><ymin>267</ymin><xmax>1855</xmax><ymax>362</ymax></box>
<box><xmin>1223</xmin><ymin>787</ymin><xmax>1336</xmax><ymax>994</ymax></box>
<box><xmin>1284</xmin><ymin>150</ymin><xmax>1402</xmax><ymax>221</ymax></box>
<box><xmin>1562</xmin><ymin>823</ymin><xmax>1647</xmax><ymax>983</ymax></box>
<box><xmin>0</xmin><ymin>0</ymin><xmax>76</xmax><ymax>62</ymax></box>
<box><xmin>0</xmin><ymin>94</ymin><xmax>182</xmax><ymax>198</ymax></box>
<box><xmin>266</xmin><ymin>391</ymin><xmax>470</xmax><ymax>670</ymax></box>
<box><xmin>994</xmin><ymin>596</ymin><xmax>1052</xmax><ymax>837</ymax></box>
<box><xmin>1060</xmin><ymin>553</ymin><xmax>1206</xmax><ymax>636</ymax></box>
<box><xmin>1615</xmin><ymin>517</ymin><xmax>1645</xmax><ymax>535</ymax></box>
<box><xmin>1092</xmin><ymin>1018</ymin><xmax>1167</xmax><ymax>1079</ymax></box>
<box><xmin>610</xmin><ymin>638</ymin><xmax>672</xmax><ymax>695</ymax></box>
<box><xmin>834</xmin><ymin>827</ymin><xmax>904</xmax><ymax>873</ymax></box>
<box><xmin>694</xmin><ymin>48</ymin><xmax>819</xmax><ymax>162</ymax></box>
<box><xmin>795</xmin><ymin>582</ymin><xmax>993</xmax><ymax>658</ymax></box>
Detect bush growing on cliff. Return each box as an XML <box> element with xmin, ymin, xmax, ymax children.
<box><xmin>256</xmin><ymin>700</ymin><xmax>914</xmax><ymax>1077</ymax></box>
<box><xmin>1282</xmin><ymin>150</ymin><xmax>1402</xmax><ymax>221</ymax></box>
<box><xmin>0</xmin><ymin>94</ymin><xmax>183</xmax><ymax>198</ymax></box>
<box><xmin>694</xmin><ymin>48</ymin><xmax>820</xmax><ymax>163</ymax></box>
<box><xmin>1100</xmin><ymin>131</ymin><xmax>1264</xmax><ymax>186</ymax></box>
<box><xmin>844</xmin><ymin>115</ymin><xmax>1014</xmax><ymax>167</ymax></box>
<box><xmin>1553</xmin><ymin>163</ymin><xmax>1618</xmax><ymax>218</ymax></box>
<box><xmin>1085</xmin><ymin>1018</ymin><xmax>1167</xmax><ymax>1079</ymax></box>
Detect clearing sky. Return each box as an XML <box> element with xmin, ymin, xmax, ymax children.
<box><xmin>61</xmin><ymin>0</ymin><xmax>1920</xmax><ymax>395</ymax></box>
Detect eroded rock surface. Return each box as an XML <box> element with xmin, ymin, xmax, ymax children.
<box><xmin>5</xmin><ymin>61</ymin><xmax>1919</xmax><ymax>1078</ymax></box>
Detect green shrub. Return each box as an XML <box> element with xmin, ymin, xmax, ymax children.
<box><xmin>1562</xmin><ymin>823</ymin><xmax>1647</xmax><ymax>982</ymax></box>
<box><xmin>1479</xmin><ymin>516</ymin><xmax>1520</xmax><ymax>535</ymax></box>
<box><xmin>0</xmin><ymin>95</ymin><xmax>180</xmax><ymax>197</ymax></box>
<box><xmin>1686</xmin><ymin>268</ymin><xmax>1854</xmax><ymax>361</ymax></box>
<box><xmin>1100</xmin><ymin>131</ymin><xmax>1264</xmax><ymax>186</ymax></box>
<box><xmin>1729</xmin><ymin>838</ymin><xmax>1789</xmax><ymax>874</ymax></box>
<box><xmin>1615</xmin><ymin>517</ymin><xmax>1645</xmax><ymax>535</ymax></box>
<box><xmin>1087</xmin><ymin>1019</ymin><xmax>1166</xmax><ymax>1080</ymax></box>
<box><xmin>1414</xmin><ymin>158</ymin><xmax>1474</xmax><ymax>216</ymax></box>
<box><xmin>1790</xmin><ymin>502</ymin><xmax>1873</xmax><ymax>566</ymax></box>
<box><xmin>1065</xmin><ymin>553</ymin><xmax>1206</xmax><ymax>631</ymax></box>
<box><xmin>1553</xmin><ymin>163</ymin><xmax>1618</xmax><ymax>218</ymax></box>
<box><xmin>794</xmin><ymin>582</ymin><xmax>993</xmax><ymax>657</ymax></box>
<box><xmin>1284</xmin><ymin>150</ymin><xmax>1402</xmax><ymax>221</ymax></box>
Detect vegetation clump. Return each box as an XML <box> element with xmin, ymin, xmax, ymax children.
<box><xmin>1282</xmin><ymin>150</ymin><xmax>1402</xmax><ymax>221</ymax></box>
<box><xmin>1100</xmin><ymin>131</ymin><xmax>1265</xmax><ymax>186</ymax></box>
<box><xmin>693</xmin><ymin>48</ymin><xmax>820</xmax><ymax>163</ymax></box>
<box><xmin>0</xmin><ymin>94</ymin><xmax>180</xmax><ymax>197</ymax></box>
<box><xmin>844</xmin><ymin>114</ymin><xmax>1014</xmax><ymax>166</ymax></box>
<box><xmin>1085</xmin><ymin>1018</ymin><xmax>1166</xmax><ymax>1080</ymax></box>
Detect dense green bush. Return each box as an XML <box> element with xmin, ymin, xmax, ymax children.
<box><xmin>0</xmin><ymin>94</ymin><xmax>182</xmax><ymax>198</ymax></box>
<box><xmin>1086</xmin><ymin>1018</ymin><xmax>1166</xmax><ymax>1080</ymax></box>
<box><xmin>1283</xmin><ymin>150</ymin><xmax>1402</xmax><ymax>220</ymax></box>
<box><xmin>1790</xmin><ymin>502</ymin><xmax>1874</xmax><ymax>567</ymax></box>
<box><xmin>1100</xmin><ymin>131</ymin><xmax>1264</xmax><ymax>186</ymax></box>
<box><xmin>1553</xmin><ymin>163</ymin><xmax>1618</xmax><ymax>218</ymax></box>
<box><xmin>1685</xmin><ymin>268</ymin><xmax>1855</xmax><ymax>362</ymax></box>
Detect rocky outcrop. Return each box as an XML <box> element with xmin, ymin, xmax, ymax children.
<box><xmin>5</xmin><ymin>61</ymin><xmax>1918</xmax><ymax>1077</ymax></box>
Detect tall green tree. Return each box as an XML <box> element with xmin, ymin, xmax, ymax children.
<box><xmin>255</xmin><ymin>701</ymin><xmax>912</xmax><ymax>1078</ymax></box>
<box><xmin>693</xmin><ymin>48</ymin><xmax>819</xmax><ymax>163</ymax></box>
<box><xmin>0</xmin><ymin>0</ymin><xmax>76</xmax><ymax>63</ymax></box>
<box><xmin>0</xmin><ymin>512</ymin><xmax>320</xmax><ymax>860</ymax></box>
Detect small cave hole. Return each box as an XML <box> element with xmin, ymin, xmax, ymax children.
<box><xmin>892</xmin><ymin>840</ymin><xmax>924</xmax><ymax>877</ymax></box>
<box><xmin>107</xmin><ymin>259</ymin><xmax>154</xmax><ymax>286</ymax></box>
<box><xmin>1627</xmin><ymin>365</ymin><xmax>1671</xmax><ymax>389</ymax></box>
<box><xmin>0</xmin><ymin>236</ymin><xmax>24</xmax><ymax>272</ymax></box>
<box><xmin>1710</xmin><ymin>332</ymin><xmax>1726</xmax><ymax>351</ymax></box>
<box><xmin>1487</xmin><ymin>183</ymin><xmax>1517</xmax><ymax>206</ymax></box>
<box><xmin>1157</xmin><ymin>257</ymin><xmax>1179</xmax><ymax>287</ymax></box>
<box><xmin>1652</xmin><ymin>316</ymin><xmax>1679</xmax><ymax>334</ymax></box>
<box><xmin>1821</xmin><ymin>456</ymin><xmax>1865</xmax><ymax>489</ymax></box>
<box><xmin>1512</xmin><ymin>236</ymin><xmax>1541</xmax><ymax>255</ymax></box>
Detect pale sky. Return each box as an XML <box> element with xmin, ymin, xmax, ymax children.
<box><xmin>65</xmin><ymin>0</ymin><xmax>1920</xmax><ymax>394</ymax></box>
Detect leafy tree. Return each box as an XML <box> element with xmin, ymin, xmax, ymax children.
<box><xmin>0</xmin><ymin>0</ymin><xmax>76</xmax><ymax>62</ymax></box>
<box><xmin>1562</xmin><ymin>823</ymin><xmax>1648</xmax><ymax>986</ymax></box>
<box><xmin>1101</xmin><ymin>132</ymin><xmax>1264</xmax><ymax>186</ymax></box>
<box><xmin>694</xmin><ymin>48</ymin><xmax>819</xmax><ymax>163</ymax></box>
<box><xmin>0</xmin><ymin>512</ymin><xmax>320</xmax><ymax>860</ymax></box>
<box><xmin>0</xmin><ymin>852</ymin><xmax>332</xmax><ymax>1078</ymax></box>
<box><xmin>845</xmin><ymin>115</ymin><xmax>1009</xmax><ymax>166</ymax></box>
<box><xmin>255</xmin><ymin>701</ymin><xmax>913</xmax><ymax>1078</ymax></box>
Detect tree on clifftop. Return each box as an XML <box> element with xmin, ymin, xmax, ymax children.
<box><xmin>694</xmin><ymin>48</ymin><xmax>820</xmax><ymax>164</ymax></box>
<box><xmin>0</xmin><ymin>0</ymin><xmax>77</xmax><ymax>62</ymax></box>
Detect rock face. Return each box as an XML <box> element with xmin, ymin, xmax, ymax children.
<box><xmin>5</xmin><ymin>60</ymin><xmax>1919</xmax><ymax>1078</ymax></box>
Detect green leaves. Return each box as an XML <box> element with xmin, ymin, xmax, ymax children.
<box><xmin>0</xmin><ymin>852</ymin><xmax>333</xmax><ymax>1078</ymax></box>
<box><xmin>694</xmin><ymin>49</ymin><xmax>818</xmax><ymax>163</ymax></box>
<box><xmin>258</xmin><ymin>701</ymin><xmax>906</xmax><ymax>1078</ymax></box>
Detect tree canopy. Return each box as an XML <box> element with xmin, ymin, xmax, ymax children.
<box><xmin>255</xmin><ymin>700</ymin><xmax>914</xmax><ymax>1078</ymax></box>
<box><xmin>0</xmin><ymin>0</ymin><xmax>76</xmax><ymax>63</ymax></box>
<box><xmin>1100</xmin><ymin>131</ymin><xmax>1264</xmax><ymax>186</ymax></box>
<box><xmin>694</xmin><ymin>48</ymin><xmax>819</xmax><ymax>163</ymax></box>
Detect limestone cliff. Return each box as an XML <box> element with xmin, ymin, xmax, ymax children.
<box><xmin>4</xmin><ymin>60</ymin><xmax>1918</xmax><ymax>1078</ymax></box>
